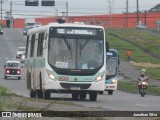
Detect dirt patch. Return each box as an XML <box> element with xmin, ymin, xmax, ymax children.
<box><xmin>130</xmin><ymin>61</ymin><xmax>160</xmax><ymax>68</ymax></box>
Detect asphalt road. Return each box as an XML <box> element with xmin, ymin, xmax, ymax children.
<box><xmin>0</xmin><ymin>28</ymin><xmax>160</xmax><ymax>111</ymax></box>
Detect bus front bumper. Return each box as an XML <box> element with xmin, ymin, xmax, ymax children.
<box><xmin>43</xmin><ymin>80</ymin><xmax>105</xmax><ymax>92</ymax></box>
<box><xmin>105</xmin><ymin>83</ymin><xmax>117</xmax><ymax>91</ymax></box>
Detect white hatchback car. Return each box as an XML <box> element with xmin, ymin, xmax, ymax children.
<box><xmin>16</xmin><ymin>47</ymin><xmax>26</xmax><ymax>58</ymax></box>
<box><xmin>21</xmin><ymin>52</ymin><xmax>26</xmax><ymax>63</ymax></box>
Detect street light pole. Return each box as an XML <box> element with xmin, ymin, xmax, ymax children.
<box><xmin>1</xmin><ymin>0</ymin><xmax>2</xmax><ymax>24</ymax></box>
<box><xmin>126</xmin><ymin>0</ymin><xmax>128</xmax><ymax>28</ymax></box>
<box><xmin>108</xmin><ymin>0</ymin><xmax>112</xmax><ymax>28</ymax></box>
<box><xmin>66</xmin><ymin>1</ymin><xmax>68</xmax><ymax>23</ymax></box>
<box><xmin>136</xmin><ymin>0</ymin><xmax>139</xmax><ymax>25</ymax></box>
<box><xmin>10</xmin><ymin>1</ymin><xmax>13</xmax><ymax>28</ymax></box>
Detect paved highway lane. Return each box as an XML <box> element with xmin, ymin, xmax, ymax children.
<box><xmin>0</xmin><ymin>28</ymin><xmax>160</xmax><ymax>112</ymax></box>
<box><xmin>73</xmin><ymin>91</ymin><xmax>160</xmax><ymax>111</ymax></box>
<box><xmin>0</xmin><ymin>28</ymin><xmax>29</xmax><ymax>97</ymax></box>
<box><xmin>49</xmin><ymin>91</ymin><xmax>160</xmax><ymax>111</ymax></box>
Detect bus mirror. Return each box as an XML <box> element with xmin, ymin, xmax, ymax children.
<box><xmin>118</xmin><ymin>55</ymin><xmax>120</xmax><ymax>65</ymax></box>
<box><xmin>105</xmin><ymin>41</ymin><xmax>109</xmax><ymax>52</ymax></box>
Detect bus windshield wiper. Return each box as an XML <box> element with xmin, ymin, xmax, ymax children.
<box><xmin>63</xmin><ymin>38</ymin><xmax>72</xmax><ymax>58</ymax></box>
<box><xmin>80</xmin><ymin>39</ymin><xmax>89</xmax><ymax>50</ymax></box>
<box><xmin>80</xmin><ymin>39</ymin><xmax>89</xmax><ymax>56</ymax></box>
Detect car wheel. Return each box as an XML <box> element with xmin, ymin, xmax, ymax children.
<box><xmin>18</xmin><ymin>77</ymin><xmax>21</xmax><ymax>80</ymax></box>
<box><xmin>108</xmin><ymin>90</ymin><xmax>113</xmax><ymax>95</ymax></box>
<box><xmin>4</xmin><ymin>76</ymin><xmax>7</xmax><ymax>79</ymax></box>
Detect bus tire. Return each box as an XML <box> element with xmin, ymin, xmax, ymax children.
<box><xmin>99</xmin><ymin>91</ymin><xmax>103</xmax><ymax>94</ymax></box>
<box><xmin>108</xmin><ymin>90</ymin><xmax>113</xmax><ymax>95</ymax></box>
<box><xmin>44</xmin><ymin>91</ymin><xmax>51</xmax><ymax>99</ymax></box>
<box><xmin>39</xmin><ymin>73</ymin><xmax>42</xmax><ymax>91</ymax></box>
<box><xmin>72</xmin><ymin>92</ymin><xmax>79</xmax><ymax>100</ymax></box>
<box><xmin>89</xmin><ymin>91</ymin><xmax>97</xmax><ymax>101</ymax></box>
<box><xmin>28</xmin><ymin>72</ymin><xmax>31</xmax><ymax>89</ymax></box>
<box><xmin>37</xmin><ymin>90</ymin><xmax>43</xmax><ymax>98</ymax></box>
<box><xmin>80</xmin><ymin>92</ymin><xmax>86</xmax><ymax>100</ymax></box>
<box><xmin>26</xmin><ymin>72</ymin><xmax>29</xmax><ymax>89</ymax></box>
<box><xmin>30</xmin><ymin>90</ymin><xmax>36</xmax><ymax>98</ymax></box>
<box><xmin>37</xmin><ymin>73</ymin><xmax>43</xmax><ymax>98</ymax></box>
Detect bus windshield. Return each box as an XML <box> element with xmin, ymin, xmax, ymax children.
<box><xmin>106</xmin><ymin>58</ymin><xmax>117</xmax><ymax>76</ymax></box>
<box><xmin>48</xmin><ymin>38</ymin><xmax>103</xmax><ymax>70</ymax></box>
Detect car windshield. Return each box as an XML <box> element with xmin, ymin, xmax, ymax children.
<box><xmin>24</xmin><ymin>27</ymin><xmax>31</xmax><ymax>31</ymax></box>
<box><xmin>6</xmin><ymin>63</ymin><xmax>21</xmax><ymax>68</ymax></box>
<box><xmin>18</xmin><ymin>47</ymin><xmax>26</xmax><ymax>51</ymax></box>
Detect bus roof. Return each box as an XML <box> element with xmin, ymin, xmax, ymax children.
<box><xmin>109</xmin><ymin>49</ymin><xmax>118</xmax><ymax>52</ymax></box>
<box><xmin>107</xmin><ymin>49</ymin><xmax>118</xmax><ymax>58</ymax></box>
<box><xmin>27</xmin><ymin>22</ymin><xmax>104</xmax><ymax>35</ymax></box>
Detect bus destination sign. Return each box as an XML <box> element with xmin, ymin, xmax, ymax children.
<box><xmin>57</xmin><ymin>28</ymin><xmax>97</xmax><ymax>36</ymax></box>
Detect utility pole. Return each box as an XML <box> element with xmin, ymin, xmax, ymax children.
<box><xmin>126</xmin><ymin>0</ymin><xmax>128</xmax><ymax>28</ymax></box>
<box><xmin>10</xmin><ymin>1</ymin><xmax>13</xmax><ymax>28</ymax></box>
<box><xmin>10</xmin><ymin>1</ymin><xmax>12</xmax><ymax>17</ymax></box>
<box><xmin>144</xmin><ymin>10</ymin><xmax>147</xmax><ymax>25</ymax></box>
<box><xmin>108</xmin><ymin>0</ymin><xmax>112</xmax><ymax>28</ymax></box>
<box><xmin>136</xmin><ymin>0</ymin><xmax>139</xmax><ymax>25</ymax></box>
<box><xmin>1</xmin><ymin>0</ymin><xmax>2</xmax><ymax>24</ymax></box>
<box><xmin>66</xmin><ymin>1</ymin><xmax>68</xmax><ymax>23</ymax></box>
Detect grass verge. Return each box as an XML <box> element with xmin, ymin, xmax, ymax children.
<box><xmin>106</xmin><ymin>28</ymin><xmax>160</xmax><ymax>82</ymax></box>
<box><xmin>118</xmin><ymin>81</ymin><xmax>160</xmax><ymax>95</ymax></box>
<box><xmin>106</xmin><ymin>29</ymin><xmax>160</xmax><ymax>64</ymax></box>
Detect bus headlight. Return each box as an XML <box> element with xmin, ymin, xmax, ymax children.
<box><xmin>46</xmin><ymin>69</ymin><xmax>56</xmax><ymax>80</ymax></box>
<box><xmin>111</xmin><ymin>79</ymin><xmax>116</xmax><ymax>84</ymax></box>
<box><xmin>95</xmin><ymin>72</ymin><xmax>105</xmax><ymax>82</ymax></box>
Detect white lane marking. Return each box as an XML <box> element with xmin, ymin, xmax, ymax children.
<box><xmin>136</xmin><ymin>104</ymin><xmax>149</xmax><ymax>107</ymax></box>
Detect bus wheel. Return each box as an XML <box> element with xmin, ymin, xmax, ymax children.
<box><xmin>99</xmin><ymin>91</ymin><xmax>103</xmax><ymax>94</ymax></box>
<box><xmin>80</xmin><ymin>92</ymin><xmax>86</xmax><ymax>100</ymax></box>
<box><xmin>30</xmin><ymin>90</ymin><xmax>36</xmax><ymax>98</ymax></box>
<box><xmin>44</xmin><ymin>91</ymin><xmax>51</xmax><ymax>99</ymax></box>
<box><xmin>89</xmin><ymin>91</ymin><xmax>97</xmax><ymax>101</ymax></box>
<box><xmin>72</xmin><ymin>92</ymin><xmax>79</xmax><ymax>100</ymax></box>
<box><xmin>37</xmin><ymin>90</ymin><xmax>43</xmax><ymax>98</ymax></box>
<box><xmin>108</xmin><ymin>90</ymin><xmax>113</xmax><ymax>95</ymax></box>
<box><xmin>38</xmin><ymin>73</ymin><xmax>43</xmax><ymax>98</ymax></box>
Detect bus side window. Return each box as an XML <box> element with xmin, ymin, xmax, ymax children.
<box><xmin>37</xmin><ymin>33</ymin><xmax>44</xmax><ymax>57</ymax></box>
<box><xmin>26</xmin><ymin>36</ymin><xmax>29</xmax><ymax>58</ymax></box>
<box><xmin>30</xmin><ymin>34</ymin><xmax>35</xmax><ymax>57</ymax></box>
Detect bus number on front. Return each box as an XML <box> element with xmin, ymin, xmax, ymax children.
<box><xmin>59</xmin><ymin>76</ymin><xmax>69</xmax><ymax>81</ymax></box>
<box><xmin>57</xmin><ymin>29</ymin><xmax>65</xmax><ymax>34</ymax></box>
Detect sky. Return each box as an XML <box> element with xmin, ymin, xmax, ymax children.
<box><xmin>1</xmin><ymin>0</ymin><xmax>160</xmax><ymax>19</ymax></box>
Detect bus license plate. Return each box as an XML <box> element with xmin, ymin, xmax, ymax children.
<box><xmin>70</xmin><ymin>86</ymin><xmax>80</xmax><ymax>90</ymax></box>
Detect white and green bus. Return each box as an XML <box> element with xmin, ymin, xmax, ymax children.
<box><xmin>25</xmin><ymin>22</ymin><xmax>108</xmax><ymax>101</ymax></box>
